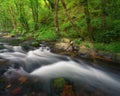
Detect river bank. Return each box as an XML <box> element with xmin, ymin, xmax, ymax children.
<box><xmin>0</xmin><ymin>36</ymin><xmax>120</xmax><ymax>70</ymax></box>
<box><xmin>44</xmin><ymin>38</ymin><xmax>120</xmax><ymax>70</ymax></box>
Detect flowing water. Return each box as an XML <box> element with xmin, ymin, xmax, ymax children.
<box><xmin>0</xmin><ymin>42</ymin><xmax>120</xmax><ymax>96</ymax></box>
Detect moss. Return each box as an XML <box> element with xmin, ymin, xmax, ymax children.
<box><xmin>53</xmin><ymin>78</ymin><xmax>66</xmax><ymax>89</ymax></box>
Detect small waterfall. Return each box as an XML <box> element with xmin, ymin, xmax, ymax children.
<box><xmin>0</xmin><ymin>43</ymin><xmax>70</xmax><ymax>72</ymax></box>
<box><xmin>0</xmin><ymin>43</ymin><xmax>120</xmax><ymax>96</ymax></box>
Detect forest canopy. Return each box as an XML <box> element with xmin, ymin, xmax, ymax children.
<box><xmin>0</xmin><ymin>0</ymin><xmax>120</xmax><ymax>43</ymax></box>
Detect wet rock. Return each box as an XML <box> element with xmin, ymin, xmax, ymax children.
<box><xmin>55</xmin><ymin>42</ymin><xmax>78</xmax><ymax>52</ymax></box>
<box><xmin>78</xmin><ymin>52</ymin><xmax>91</xmax><ymax>59</ymax></box>
<box><xmin>50</xmin><ymin>78</ymin><xmax>75</xmax><ymax>96</ymax></box>
<box><xmin>115</xmin><ymin>53</ymin><xmax>120</xmax><ymax>62</ymax></box>
<box><xmin>60</xmin><ymin>38</ymin><xmax>71</xmax><ymax>43</ymax></box>
<box><xmin>20</xmin><ymin>41</ymin><xmax>36</xmax><ymax>51</ymax></box>
<box><xmin>97</xmin><ymin>51</ymin><xmax>120</xmax><ymax>62</ymax></box>
<box><xmin>0</xmin><ymin>38</ymin><xmax>21</xmax><ymax>46</ymax></box>
<box><xmin>50</xmin><ymin>78</ymin><xmax>65</xmax><ymax>95</ymax></box>
<box><xmin>0</xmin><ymin>42</ymin><xmax>5</xmax><ymax>49</ymax></box>
<box><xmin>3</xmin><ymin>34</ymin><xmax>15</xmax><ymax>38</ymax></box>
<box><xmin>54</xmin><ymin>38</ymin><xmax>71</xmax><ymax>50</ymax></box>
<box><xmin>61</xmin><ymin>85</ymin><xmax>76</xmax><ymax>96</ymax></box>
<box><xmin>55</xmin><ymin>42</ymin><xmax>70</xmax><ymax>50</ymax></box>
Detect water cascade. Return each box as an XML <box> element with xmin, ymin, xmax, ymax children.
<box><xmin>0</xmin><ymin>43</ymin><xmax>120</xmax><ymax>96</ymax></box>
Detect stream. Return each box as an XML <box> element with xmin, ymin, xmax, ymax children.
<box><xmin>0</xmin><ymin>38</ymin><xmax>120</xmax><ymax>96</ymax></box>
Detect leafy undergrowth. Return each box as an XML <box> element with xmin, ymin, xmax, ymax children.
<box><xmin>93</xmin><ymin>42</ymin><xmax>120</xmax><ymax>53</ymax></box>
<box><xmin>73</xmin><ymin>39</ymin><xmax>120</xmax><ymax>53</ymax></box>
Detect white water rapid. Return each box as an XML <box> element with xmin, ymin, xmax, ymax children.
<box><xmin>0</xmin><ymin>43</ymin><xmax>120</xmax><ymax>96</ymax></box>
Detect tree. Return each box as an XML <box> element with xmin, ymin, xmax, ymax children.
<box><xmin>43</xmin><ymin>0</ymin><xmax>52</xmax><ymax>11</ymax></box>
<box><xmin>54</xmin><ymin>0</ymin><xmax>59</xmax><ymax>33</ymax></box>
<box><xmin>14</xmin><ymin>0</ymin><xmax>29</xmax><ymax>32</ymax></box>
<box><xmin>7</xmin><ymin>5</ymin><xmax>17</xmax><ymax>30</ymax></box>
<box><xmin>101</xmin><ymin>0</ymin><xmax>106</xmax><ymax>30</ymax></box>
<box><xmin>0</xmin><ymin>1</ymin><xmax>14</xmax><ymax>31</ymax></box>
<box><xmin>29</xmin><ymin>0</ymin><xmax>39</xmax><ymax>30</ymax></box>
<box><xmin>83</xmin><ymin>0</ymin><xmax>93</xmax><ymax>41</ymax></box>
<box><xmin>60</xmin><ymin>0</ymin><xmax>83</xmax><ymax>39</ymax></box>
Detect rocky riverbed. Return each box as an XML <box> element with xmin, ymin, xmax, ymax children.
<box><xmin>0</xmin><ymin>36</ymin><xmax>120</xmax><ymax>70</ymax></box>
<box><xmin>0</xmin><ymin>36</ymin><xmax>120</xmax><ymax>96</ymax></box>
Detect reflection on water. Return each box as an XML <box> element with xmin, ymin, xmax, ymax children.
<box><xmin>0</xmin><ymin>43</ymin><xmax>120</xmax><ymax>96</ymax></box>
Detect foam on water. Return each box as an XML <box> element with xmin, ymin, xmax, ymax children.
<box><xmin>30</xmin><ymin>61</ymin><xmax>120</xmax><ymax>94</ymax></box>
<box><xmin>0</xmin><ymin>44</ymin><xmax>69</xmax><ymax>72</ymax></box>
<box><xmin>1</xmin><ymin>44</ymin><xmax>120</xmax><ymax>95</ymax></box>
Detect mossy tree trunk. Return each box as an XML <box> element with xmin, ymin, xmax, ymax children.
<box><xmin>29</xmin><ymin>0</ymin><xmax>39</xmax><ymax>30</ymax></box>
<box><xmin>47</xmin><ymin>0</ymin><xmax>55</xmax><ymax>11</ymax></box>
<box><xmin>54</xmin><ymin>0</ymin><xmax>59</xmax><ymax>33</ymax></box>
<box><xmin>83</xmin><ymin>0</ymin><xmax>93</xmax><ymax>41</ymax></box>
<box><xmin>60</xmin><ymin>0</ymin><xmax>84</xmax><ymax>39</ymax></box>
<box><xmin>14</xmin><ymin>0</ymin><xmax>29</xmax><ymax>32</ymax></box>
<box><xmin>101</xmin><ymin>0</ymin><xmax>106</xmax><ymax>31</ymax></box>
<box><xmin>7</xmin><ymin>6</ymin><xmax>17</xmax><ymax>30</ymax></box>
<box><xmin>44</xmin><ymin>0</ymin><xmax>52</xmax><ymax>11</ymax></box>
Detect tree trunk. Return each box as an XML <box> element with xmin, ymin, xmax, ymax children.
<box><xmin>83</xmin><ymin>0</ymin><xmax>93</xmax><ymax>41</ymax></box>
<box><xmin>101</xmin><ymin>0</ymin><xmax>106</xmax><ymax>30</ymax></box>
<box><xmin>60</xmin><ymin>0</ymin><xmax>83</xmax><ymax>39</ymax></box>
<box><xmin>44</xmin><ymin>0</ymin><xmax>49</xmax><ymax>7</ymax></box>
<box><xmin>44</xmin><ymin>0</ymin><xmax>52</xmax><ymax>10</ymax></box>
<box><xmin>14</xmin><ymin>1</ymin><xmax>29</xmax><ymax>32</ymax></box>
<box><xmin>29</xmin><ymin>0</ymin><xmax>39</xmax><ymax>30</ymax></box>
<box><xmin>8</xmin><ymin>6</ymin><xmax>17</xmax><ymax>30</ymax></box>
<box><xmin>54</xmin><ymin>0</ymin><xmax>59</xmax><ymax>33</ymax></box>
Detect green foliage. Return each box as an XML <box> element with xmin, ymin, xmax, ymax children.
<box><xmin>11</xmin><ymin>29</ymin><xmax>18</xmax><ymax>36</ymax></box>
<box><xmin>73</xmin><ymin>39</ymin><xmax>82</xmax><ymax>44</ymax></box>
<box><xmin>91</xmin><ymin>17</ymin><xmax>101</xmax><ymax>27</ymax></box>
<box><xmin>94</xmin><ymin>30</ymin><xmax>120</xmax><ymax>43</ymax></box>
<box><xmin>67</xmin><ymin>0</ymin><xmax>75</xmax><ymax>9</ymax></box>
<box><xmin>67</xmin><ymin>30</ymin><xmax>78</xmax><ymax>38</ymax></box>
<box><xmin>0</xmin><ymin>0</ymin><xmax>119</xmax><ymax>53</ymax></box>
<box><xmin>102</xmin><ymin>30</ymin><xmax>119</xmax><ymax>42</ymax></box>
<box><xmin>60</xmin><ymin>21</ymin><xmax>72</xmax><ymax>30</ymax></box>
<box><xmin>33</xmin><ymin>26</ymin><xmax>58</xmax><ymax>41</ymax></box>
<box><xmin>80</xmin><ymin>42</ymin><xmax>91</xmax><ymax>48</ymax></box>
<box><xmin>94</xmin><ymin>42</ymin><xmax>120</xmax><ymax>53</ymax></box>
<box><xmin>75</xmin><ymin>19</ymin><xmax>86</xmax><ymax>28</ymax></box>
<box><xmin>60</xmin><ymin>21</ymin><xmax>81</xmax><ymax>38</ymax></box>
<box><xmin>39</xmin><ymin>8</ymin><xmax>51</xmax><ymax>21</ymax></box>
<box><xmin>38</xmin><ymin>30</ymin><xmax>58</xmax><ymax>41</ymax></box>
<box><xmin>19</xmin><ymin>36</ymin><xmax>25</xmax><ymax>41</ymax></box>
